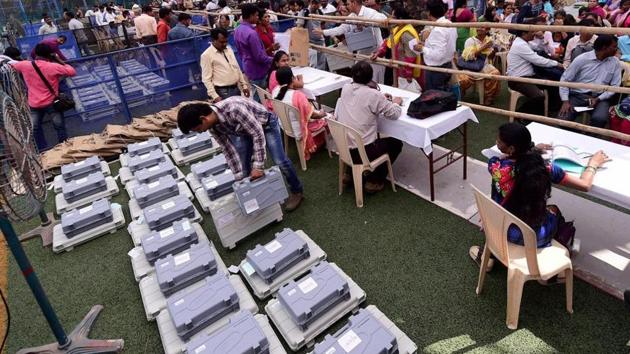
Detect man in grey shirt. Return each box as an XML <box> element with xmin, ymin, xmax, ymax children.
<box><xmin>297</xmin><ymin>0</ymin><xmax>326</xmax><ymax>69</ymax></box>
<box><xmin>558</xmin><ymin>34</ymin><xmax>621</xmax><ymax>128</ymax></box>
<box><xmin>335</xmin><ymin>61</ymin><xmax>403</xmax><ymax>193</ymax></box>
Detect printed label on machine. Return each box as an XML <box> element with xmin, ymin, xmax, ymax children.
<box><xmin>174</xmin><ymin>252</ymin><xmax>191</xmax><ymax>266</ymax></box>
<box><xmin>159</xmin><ymin>227</ymin><xmax>175</xmax><ymax>239</ymax></box>
<box><xmin>243</xmin><ymin>199</ymin><xmax>259</xmax><ymax>214</ymax></box>
<box><xmin>161</xmin><ymin>201</ymin><xmax>176</xmax><ymax>210</ymax></box>
<box><xmin>298</xmin><ymin>277</ymin><xmax>318</xmax><ymax>294</ymax></box>
<box><xmin>338</xmin><ymin>330</ymin><xmax>362</xmax><ymax>352</ymax></box>
<box><xmin>265</xmin><ymin>240</ymin><xmax>283</xmax><ymax>253</ymax></box>
<box><xmin>79</xmin><ymin>205</ymin><xmax>93</xmax><ymax>214</ymax></box>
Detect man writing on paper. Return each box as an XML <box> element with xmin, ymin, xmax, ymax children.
<box><xmin>335</xmin><ymin>61</ymin><xmax>403</xmax><ymax>193</ymax></box>
<box><xmin>201</xmin><ymin>28</ymin><xmax>250</xmax><ymax>102</ymax></box>
<box><xmin>558</xmin><ymin>35</ymin><xmax>621</xmax><ymax>128</ymax></box>
<box><xmin>313</xmin><ymin>0</ymin><xmax>387</xmax><ymax>83</ymax></box>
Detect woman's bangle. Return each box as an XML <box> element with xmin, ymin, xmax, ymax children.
<box><xmin>584</xmin><ymin>166</ymin><xmax>597</xmax><ymax>174</ymax></box>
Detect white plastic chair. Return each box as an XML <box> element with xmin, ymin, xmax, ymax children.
<box><xmin>252</xmin><ymin>84</ymin><xmax>272</xmax><ymax>108</ymax></box>
<box><xmin>508</xmin><ymin>89</ymin><xmax>548</xmax><ymax>122</ymax></box>
<box><xmin>270</xmin><ymin>99</ymin><xmax>330</xmax><ymax>171</ymax></box>
<box><xmin>326</xmin><ymin>118</ymin><xmax>396</xmax><ymax>208</ymax></box>
<box><xmin>471</xmin><ymin>185</ymin><xmax>573</xmax><ymax>330</ymax></box>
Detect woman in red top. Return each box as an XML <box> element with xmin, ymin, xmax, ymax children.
<box><xmin>256</xmin><ymin>9</ymin><xmax>278</xmax><ymax>56</ymax></box>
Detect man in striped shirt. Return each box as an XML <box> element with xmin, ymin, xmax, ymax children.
<box><xmin>177</xmin><ymin>97</ymin><xmax>304</xmax><ymax>211</ymax></box>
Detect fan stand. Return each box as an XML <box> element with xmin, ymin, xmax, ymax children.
<box><xmin>19</xmin><ymin>211</ymin><xmax>58</xmax><ymax>247</ymax></box>
<box><xmin>1</xmin><ymin>217</ymin><xmax>124</xmax><ymax>353</ymax></box>
<box><xmin>16</xmin><ymin>305</ymin><xmax>124</xmax><ymax>354</ymax></box>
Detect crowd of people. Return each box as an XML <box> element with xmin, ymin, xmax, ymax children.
<box><xmin>1</xmin><ymin>0</ymin><xmax>625</xmax><ymax>265</ymax></box>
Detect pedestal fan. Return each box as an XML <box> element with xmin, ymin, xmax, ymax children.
<box><xmin>0</xmin><ymin>59</ymin><xmax>56</xmax><ymax>247</ymax></box>
<box><xmin>0</xmin><ymin>84</ymin><xmax>123</xmax><ymax>351</ymax></box>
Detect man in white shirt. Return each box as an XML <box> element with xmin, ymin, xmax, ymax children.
<box><xmin>314</xmin><ymin>0</ymin><xmax>387</xmax><ymax>83</ymax></box>
<box><xmin>507</xmin><ymin>20</ymin><xmax>563</xmax><ymax>116</ymax></box>
<box><xmin>94</xmin><ymin>5</ymin><xmax>106</xmax><ymax>26</ymax></box>
<box><xmin>85</xmin><ymin>6</ymin><xmax>97</xmax><ymax>18</ymax></box>
<box><xmin>102</xmin><ymin>7</ymin><xmax>117</xmax><ymax>24</ymax></box>
<box><xmin>38</xmin><ymin>15</ymin><xmax>58</xmax><ymax>35</ymax></box>
<box><xmin>411</xmin><ymin>0</ymin><xmax>456</xmax><ymax>91</ymax></box>
<box><xmin>64</xmin><ymin>11</ymin><xmax>91</xmax><ymax>56</ymax></box>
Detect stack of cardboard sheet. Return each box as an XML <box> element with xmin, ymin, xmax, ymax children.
<box><xmin>42</xmin><ymin>101</ymin><xmax>205</xmax><ymax>171</ymax></box>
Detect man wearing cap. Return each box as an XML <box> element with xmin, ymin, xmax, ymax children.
<box><xmin>558</xmin><ymin>34</ymin><xmax>621</xmax><ymax>128</ymax></box>
<box><xmin>176</xmin><ymin>97</ymin><xmax>305</xmax><ymax>211</ymax></box>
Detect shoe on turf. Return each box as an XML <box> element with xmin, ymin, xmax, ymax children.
<box><xmin>284</xmin><ymin>192</ymin><xmax>303</xmax><ymax>212</ymax></box>
<box><xmin>469</xmin><ymin>245</ymin><xmax>494</xmax><ymax>272</ymax></box>
<box><xmin>364</xmin><ymin>181</ymin><xmax>385</xmax><ymax>194</ymax></box>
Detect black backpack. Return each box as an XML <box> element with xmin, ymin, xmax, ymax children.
<box><xmin>407</xmin><ymin>90</ymin><xmax>458</xmax><ymax>119</ymax></box>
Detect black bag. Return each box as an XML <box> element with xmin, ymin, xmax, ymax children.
<box><xmin>457</xmin><ymin>54</ymin><xmax>486</xmax><ymax>72</ymax></box>
<box><xmin>31</xmin><ymin>61</ymin><xmax>75</xmax><ymax>112</ymax></box>
<box><xmin>407</xmin><ymin>90</ymin><xmax>458</xmax><ymax>119</ymax></box>
<box><xmin>549</xmin><ymin>205</ymin><xmax>576</xmax><ymax>255</ymax></box>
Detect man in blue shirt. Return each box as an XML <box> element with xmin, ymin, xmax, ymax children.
<box><xmin>558</xmin><ymin>34</ymin><xmax>621</xmax><ymax>128</ymax></box>
<box><xmin>168</xmin><ymin>13</ymin><xmax>195</xmax><ymax>40</ymax></box>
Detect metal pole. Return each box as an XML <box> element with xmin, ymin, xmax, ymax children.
<box><xmin>0</xmin><ymin>217</ymin><xmax>70</xmax><ymax>348</ymax></box>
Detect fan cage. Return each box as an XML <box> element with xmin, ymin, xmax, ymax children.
<box><xmin>0</xmin><ymin>91</ymin><xmax>47</xmax><ymax>222</ymax></box>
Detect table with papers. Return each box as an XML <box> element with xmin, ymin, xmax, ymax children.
<box><xmin>290</xmin><ymin>66</ymin><xmax>352</xmax><ymax>99</ymax></box>
<box><xmin>376</xmin><ymin>85</ymin><xmax>480</xmax><ymax>201</ymax></box>
<box><xmin>486</xmin><ymin>122</ymin><xmax>630</xmax><ymax>209</ymax></box>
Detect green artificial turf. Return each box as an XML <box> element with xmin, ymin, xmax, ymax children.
<box><xmin>6</xmin><ymin>88</ymin><xmax>630</xmax><ymax>353</ymax></box>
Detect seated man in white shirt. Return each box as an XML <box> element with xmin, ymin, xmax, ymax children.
<box><xmin>335</xmin><ymin>61</ymin><xmax>403</xmax><ymax>193</ymax></box>
<box><xmin>507</xmin><ymin>19</ymin><xmax>563</xmax><ymax>116</ymax></box>
<box><xmin>411</xmin><ymin>0</ymin><xmax>457</xmax><ymax>91</ymax></box>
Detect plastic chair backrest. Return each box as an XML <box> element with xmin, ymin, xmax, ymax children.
<box><xmin>253</xmin><ymin>84</ymin><xmax>271</xmax><ymax>107</ymax></box>
<box><xmin>471</xmin><ymin>185</ymin><xmax>541</xmax><ymax>277</ymax></box>
<box><xmin>269</xmin><ymin>99</ymin><xmax>299</xmax><ymax>138</ymax></box>
<box><xmin>325</xmin><ymin>118</ymin><xmax>371</xmax><ymax>168</ymax></box>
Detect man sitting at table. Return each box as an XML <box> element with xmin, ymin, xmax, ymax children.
<box><xmin>558</xmin><ymin>34</ymin><xmax>621</xmax><ymax>128</ymax></box>
<box><xmin>335</xmin><ymin>61</ymin><xmax>403</xmax><ymax>194</ymax></box>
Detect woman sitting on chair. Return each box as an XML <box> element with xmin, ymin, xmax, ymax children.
<box><xmin>470</xmin><ymin>122</ymin><xmax>609</xmax><ymax>270</ymax></box>
<box><xmin>268</xmin><ymin>50</ymin><xmax>290</xmax><ymax>95</ymax></box>
<box><xmin>458</xmin><ymin>26</ymin><xmax>502</xmax><ymax>105</ymax></box>
<box><xmin>272</xmin><ymin>67</ymin><xmax>328</xmax><ymax>161</ymax></box>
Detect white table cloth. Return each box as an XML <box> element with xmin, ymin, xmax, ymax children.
<box><xmin>290</xmin><ymin>66</ymin><xmax>352</xmax><ymax>98</ymax></box>
<box><xmin>376</xmin><ymin>85</ymin><xmax>479</xmax><ymax>155</ymax></box>
<box><xmin>527</xmin><ymin>123</ymin><xmax>630</xmax><ymax>209</ymax></box>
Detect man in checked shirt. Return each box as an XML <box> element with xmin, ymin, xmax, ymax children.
<box><xmin>177</xmin><ymin>97</ymin><xmax>304</xmax><ymax>211</ymax></box>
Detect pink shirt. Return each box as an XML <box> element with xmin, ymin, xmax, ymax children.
<box><xmin>12</xmin><ymin>60</ymin><xmax>76</xmax><ymax>109</ymax></box>
<box><xmin>591</xmin><ymin>6</ymin><xmax>607</xmax><ymax>20</ymax></box>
